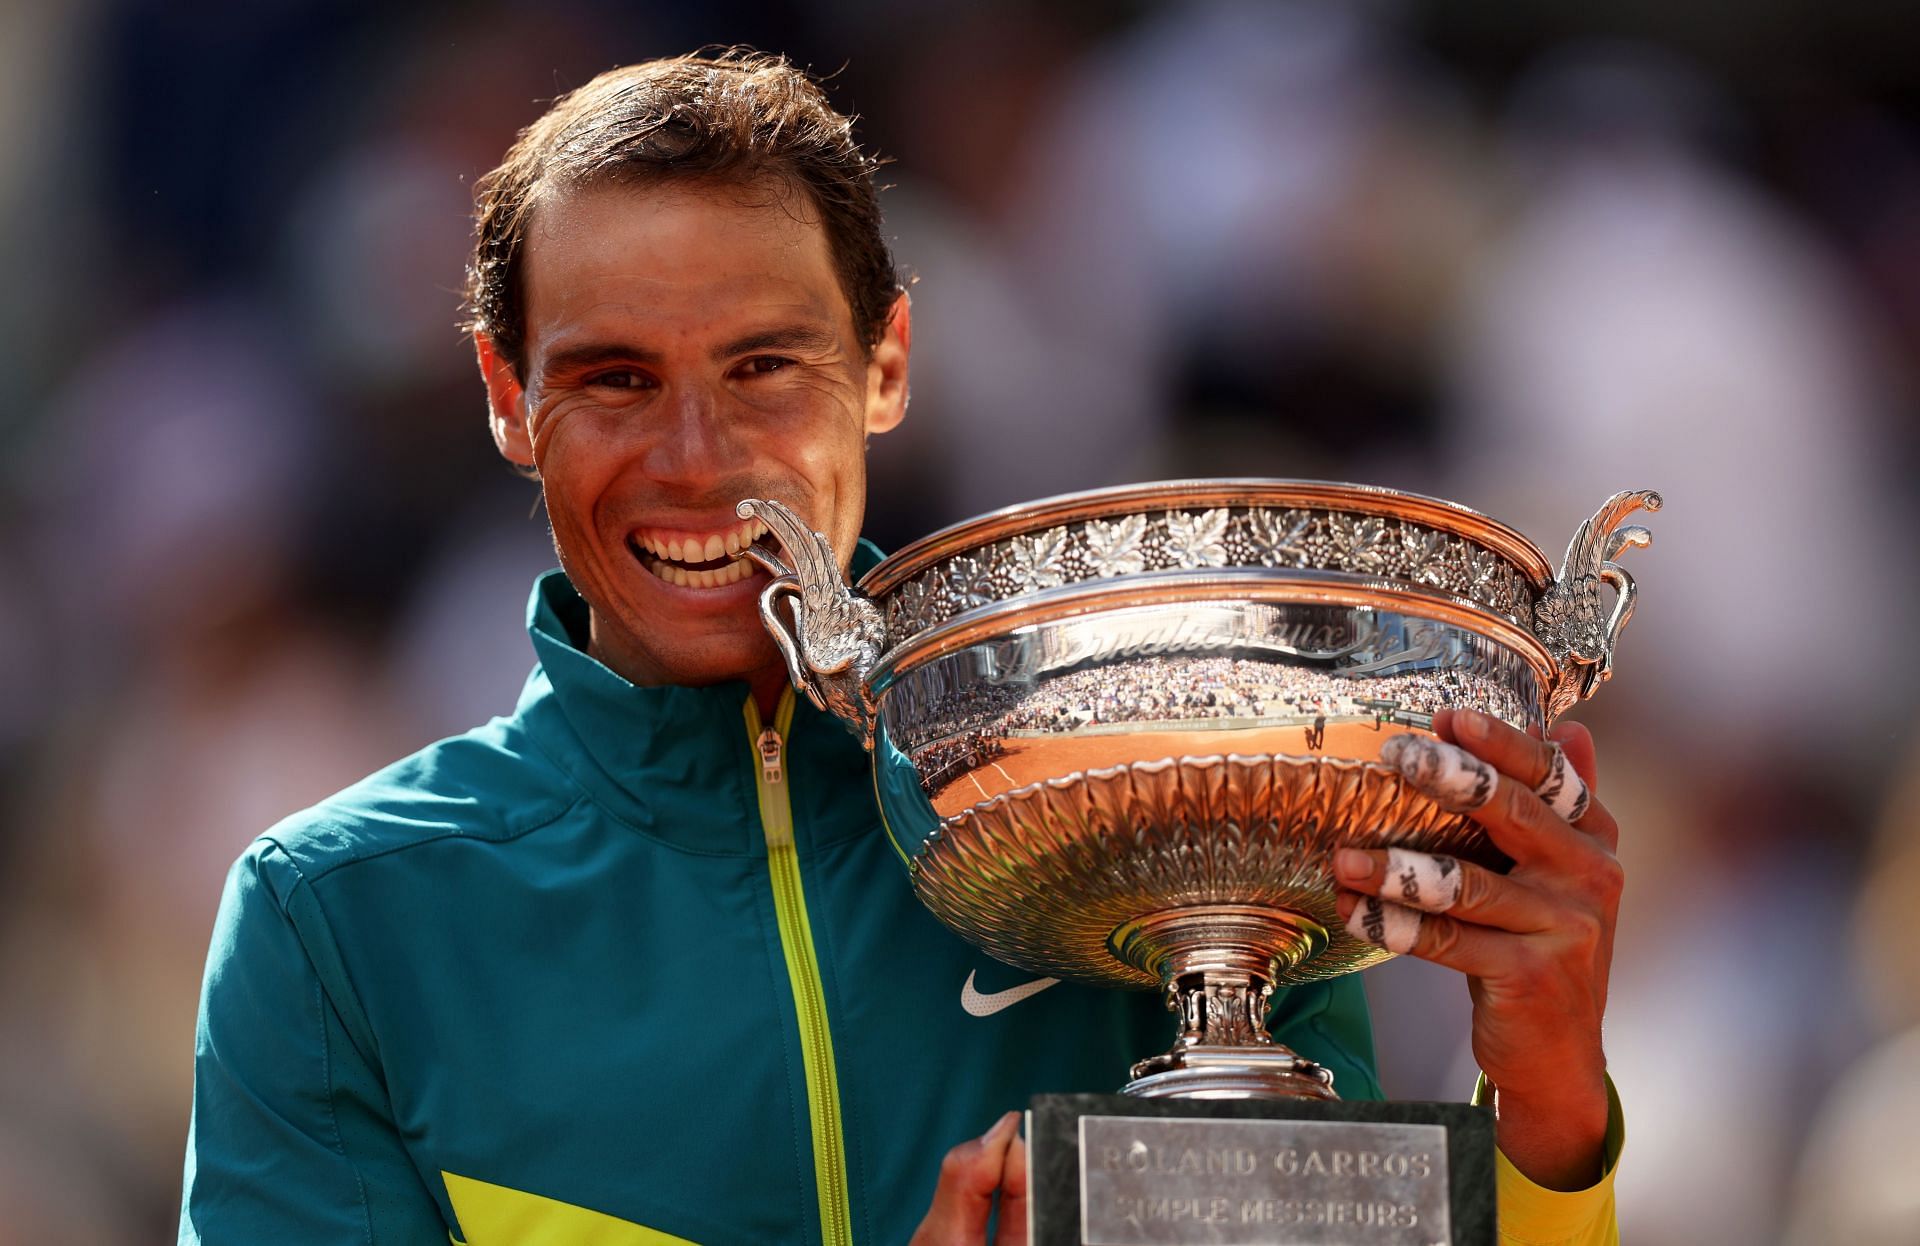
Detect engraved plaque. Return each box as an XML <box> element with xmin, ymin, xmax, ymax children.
<box><xmin>1028</xmin><ymin>1096</ymin><xmax>1491</xmax><ymax>1246</ymax></box>
<box><xmin>1078</xmin><ymin>1115</ymin><xmax>1450</xmax><ymax>1246</ymax></box>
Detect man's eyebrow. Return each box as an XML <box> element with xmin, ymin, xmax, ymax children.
<box><xmin>539</xmin><ymin>341</ymin><xmax>664</xmax><ymax>377</ymax></box>
<box><xmin>714</xmin><ymin>324</ymin><xmax>838</xmax><ymax>360</ymax></box>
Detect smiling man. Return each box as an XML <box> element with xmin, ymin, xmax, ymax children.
<box><xmin>180</xmin><ymin>51</ymin><xmax>1622</xmax><ymax>1245</ymax></box>
<box><xmin>475</xmin><ymin>171</ymin><xmax>896</xmax><ymax>704</ymax></box>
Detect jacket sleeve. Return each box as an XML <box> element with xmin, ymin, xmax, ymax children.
<box><xmin>1274</xmin><ymin>980</ymin><xmax>1623</xmax><ymax>1244</ymax></box>
<box><xmin>1475</xmin><ymin>1075</ymin><xmax>1625</xmax><ymax>1246</ymax></box>
<box><xmin>179</xmin><ymin>842</ymin><xmax>446</xmax><ymax>1244</ymax></box>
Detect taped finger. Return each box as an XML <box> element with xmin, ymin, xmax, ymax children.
<box><xmin>1379</xmin><ymin>848</ymin><xmax>1463</xmax><ymax>913</ymax></box>
<box><xmin>1380</xmin><ymin>734</ymin><xmax>1497</xmax><ymax>812</ymax></box>
<box><xmin>1344</xmin><ymin>895</ymin><xmax>1422</xmax><ymax>954</ymax></box>
<box><xmin>1533</xmin><ymin>742</ymin><xmax>1591</xmax><ymax>824</ymax></box>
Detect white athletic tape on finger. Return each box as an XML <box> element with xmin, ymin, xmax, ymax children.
<box><xmin>1380</xmin><ymin>848</ymin><xmax>1463</xmax><ymax>913</ymax></box>
<box><xmin>1380</xmin><ymin>734</ymin><xmax>1497</xmax><ymax>812</ymax></box>
<box><xmin>1532</xmin><ymin>743</ymin><xmax>1591</xmax><ymax>823</ymax></box>
<box><xmin>1346</xmin><ymin>895</ymin><xmax>1423</xmax><ymax>954</ymax></box>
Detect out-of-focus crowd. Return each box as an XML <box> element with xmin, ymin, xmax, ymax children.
<box><xmin>1</xmin><ymin>2</ymin><xmax>1915</xmax><ymax>1242</ymax></box>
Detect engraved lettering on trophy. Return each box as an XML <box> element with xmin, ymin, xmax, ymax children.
<box><xmin>1112</xmin><ymin>1195</ymin><xmax>1238</xmax><ymax>1230</ymax></box>
<box><xmin>1003</xmin><ymin>609</ymin><xmax>1471</xmax><ymax>679</ymax></box>
<box><xmin>1273</xmin><ymin>1147</ymin><xmax>1433</xmax><ymax>1180</ymax></box>
<box><xmin>1101</xmin><ymin>1143</ymin><xmax>1264</xmax><ymax>1176</ymax></box>
<box><xmin>1081</xmin><ymin>1116</ymin><xmax>1450</xmax><ymax>1245</ymax></box>
<box><xmin>1011</xmin><ymin>606</ymin><xmax>1384</xmax><ymax>675</ymax></box>
<box><xmin>1236</xmin><ymin>1198</ymin><xmax>1422</xmax><ymax>1229</ymax></box>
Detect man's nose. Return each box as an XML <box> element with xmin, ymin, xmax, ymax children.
<box><xmin>641</xmin><ymin>385</ymin><xmax>747</xmax><ymax>485</ymax></box>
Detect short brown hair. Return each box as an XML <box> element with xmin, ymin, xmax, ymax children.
<box><xmin>464</xmin><ymin>48</ymin><xmax>900</xmax><ymax>374</ymax></box>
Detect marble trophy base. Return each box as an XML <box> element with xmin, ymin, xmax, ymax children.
<box><xmin>1026</xmin><ymin>1095</ymin><xmax>1495</xmax><ymax>1246</ymax></box>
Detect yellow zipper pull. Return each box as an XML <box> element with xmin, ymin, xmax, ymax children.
<box><xmin>757</xmin><ymin>728</ymin><xmax>784</xmax><ymax>786</ymax></box>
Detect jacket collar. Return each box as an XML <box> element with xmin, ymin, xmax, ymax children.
<box><xmin>515</xmin><ymin>543</ymin><xmax>883</xmax><ymax>856</ymax></box>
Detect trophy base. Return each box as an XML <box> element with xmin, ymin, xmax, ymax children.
<box><xmin>1027</xmin><ymin>1093</ymin><xmax>1496</xmax><ymax>1246</ymax></box>
<box><xmin>1123</xmin><ymin>1044</ymin><xmax>1338</xmax><ymax>1101</ymax></box>
<box><xmin>1111</xmin><ymin>903</ymin><xmax>1345</xmax><ymax>1102</ymax></box>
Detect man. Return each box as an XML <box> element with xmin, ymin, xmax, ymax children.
<box><xmin>181</xmin><ymin>51</ymin><xmax>1622</xmax><ymax>1244</ymax></box>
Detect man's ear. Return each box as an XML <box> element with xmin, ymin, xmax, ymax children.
<box><xmin>863</xmin><ymin>292</ymin><xmax>912</xmax><ymax>437</ymax></box>
<box><xmin>476</xmin><ymin>331</ymin><xmax>535</xmax><ymax>469</ymax></box>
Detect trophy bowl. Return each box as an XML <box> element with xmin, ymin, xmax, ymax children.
<box><xmin>738</xmin><ymin>481</ymin><xmax>1658</xmax><ymax>1100</ymax></box>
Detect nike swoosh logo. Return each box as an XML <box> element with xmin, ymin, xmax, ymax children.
<box><xmin>961</xmin><ymin>970</ymin><xmax>1061</xmax><ymax>1017</ymax></box>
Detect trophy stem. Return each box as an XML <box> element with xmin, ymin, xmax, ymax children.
<box><xmin>1110</xmin><ymin>905</ymin><xmax>1339</xmax><ymax>1101</ymax></box>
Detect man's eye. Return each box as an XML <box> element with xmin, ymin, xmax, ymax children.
<box><xmin>588</xmin><ymin>370</ymin><xmax>652</xmax><ymax>390</ymax></box>
<box><xmin>741</xmin><ymin>356</ymin><xmax>795</xmax><ymax>375</ymax></box>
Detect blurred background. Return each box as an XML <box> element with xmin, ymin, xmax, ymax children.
<box><xmin>1</xmin><ymin>0</ymin><xmax>1916</xmax><ymax>1241</ymax></box>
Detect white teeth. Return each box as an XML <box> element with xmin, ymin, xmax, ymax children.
<box><xmin>644</xmin><ymin>555</ymin><xmax>752</xmax><ymax>589</ymax></box>
<box><xmin>634</xmin><ymin>516</ymin><xmax>776</xmax><ymax>573</ymax></box>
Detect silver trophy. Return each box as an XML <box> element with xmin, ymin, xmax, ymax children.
<box><xmin>738</xmin><ymin>481</ymin><xmax>1657</xmax><ymax>1103</ymax></box>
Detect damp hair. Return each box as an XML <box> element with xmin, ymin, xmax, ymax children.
<box><xmin>463</xmin><ymin>47</ymin><xmax>902</xmax><ymax>375</ymax></box>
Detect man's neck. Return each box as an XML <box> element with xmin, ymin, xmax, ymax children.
<box><xmin>748</xmin><ymin>666</ymin><xmax>790</xmax><ymax>722</ymax></box>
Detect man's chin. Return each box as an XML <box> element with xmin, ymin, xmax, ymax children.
<box><xmin>670</xmin><ymin>649</ymin><xmax>793</xmax><ymax>698</ymax></box>
<box><xmin>617</xmin><ymin>619</ymin><xmax>786</xmax><ymax>688</ymax></box>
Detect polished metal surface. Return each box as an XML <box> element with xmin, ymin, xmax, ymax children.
<box><xmin>736</xmin><ymin>498</ymin><xmax>886</xmax><ymax>742</ymax></box>
<box><xmin>739</xmin><ymin>480</ymin><xmax>1659</xmax><ymax>1099</ymax></box>
<box><xmin>1120</xmin><ymin>1045</ymin><xmax>1338</xmax><ymax>1101</ymax></box>
<box><xmin>1078</xmin><ymin>1114</ymin><xmax>1452</xmax><ymax>1245</ymax></box>
<box><xmin>871</xmin><ymin>496</ymin><xmax>1541</xmax><ymax>642</ymax></box>
<box><xmin>875</xmin><ymin>596</ymin><xmax>1545</xmax><ymax>819</ymax></box>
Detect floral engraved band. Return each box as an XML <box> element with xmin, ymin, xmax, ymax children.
<box><xmin>737</xmin><ymin>479</ymin><xmax>1658</xmax><ymax>1100</ymax></box>
<box><xmin>877</xmin><ymin>505</ymin><xmax>1539</xmax><ymax>646</ymax></box>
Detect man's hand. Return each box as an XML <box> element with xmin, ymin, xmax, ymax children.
<box><xmin>911</xmin><ymin>1110</ymin><xmax>1027</xmax><ymax>1246</ymax></box>
<box><xmin>1334</xmin><ymin>707</ymin><xmax>1620</xmax><ymax>1192</ymax></box>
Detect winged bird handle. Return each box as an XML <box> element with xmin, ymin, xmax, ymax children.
<box><xmin>735</xmin><ymin>498</ymin><xmax>885</xmax><ymax>745</ymax></box>
<box><xmin>1535</xmin><ymin>489</ymin><xmax>1664</xmax><ymax>720</ymax></box>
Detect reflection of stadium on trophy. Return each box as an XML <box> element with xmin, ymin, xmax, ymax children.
<box><xmin>866</xmin><ymin>588</ymin><xmax>1549</xmax><ymax>816</ymax></box>
<box><xmin>903</xmin><ymin>652</ymin><xmax>1533</xmax><ymax>812</ymax></box>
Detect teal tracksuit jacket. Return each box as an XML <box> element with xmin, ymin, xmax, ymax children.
<box><xmin>179</xmin><ymin>558</ymin><xmax>1381</xmax><ymax>1244</ymax></box>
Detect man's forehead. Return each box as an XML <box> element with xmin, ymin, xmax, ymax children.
<box><xmin>520</xmin><ymin>179</ymin><xmax>847</xmax><ymax>338</ymax></box>
<box><xmin>542</xmin><ymin>275</ymin><xmax>837</xmax><ymax>334</ymax></box>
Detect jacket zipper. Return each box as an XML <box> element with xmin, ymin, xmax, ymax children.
<box><xmin>746</xmin><ymin>690</ymin><xmax>854</xmax><ymax>1246</ymax></box>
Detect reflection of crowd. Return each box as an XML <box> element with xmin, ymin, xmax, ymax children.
<box><xmin>916</xmin><ymin>733</ymin><xmax>1008</xmax><ymax>792</ymax></box>
<box><xmin>904</xmin><ymin>682</ymin><xmax>1025</xmax><ymax>792</ymax></box>
<box><xmin>986</xmin><ymin>656</ymin><xmax>1531</xmax><ymax>732</ymax></box>
<box><xmin>907</xmin><ymin>655</ymin><xmax>1533</xmax><ymax>789</ymax></box>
